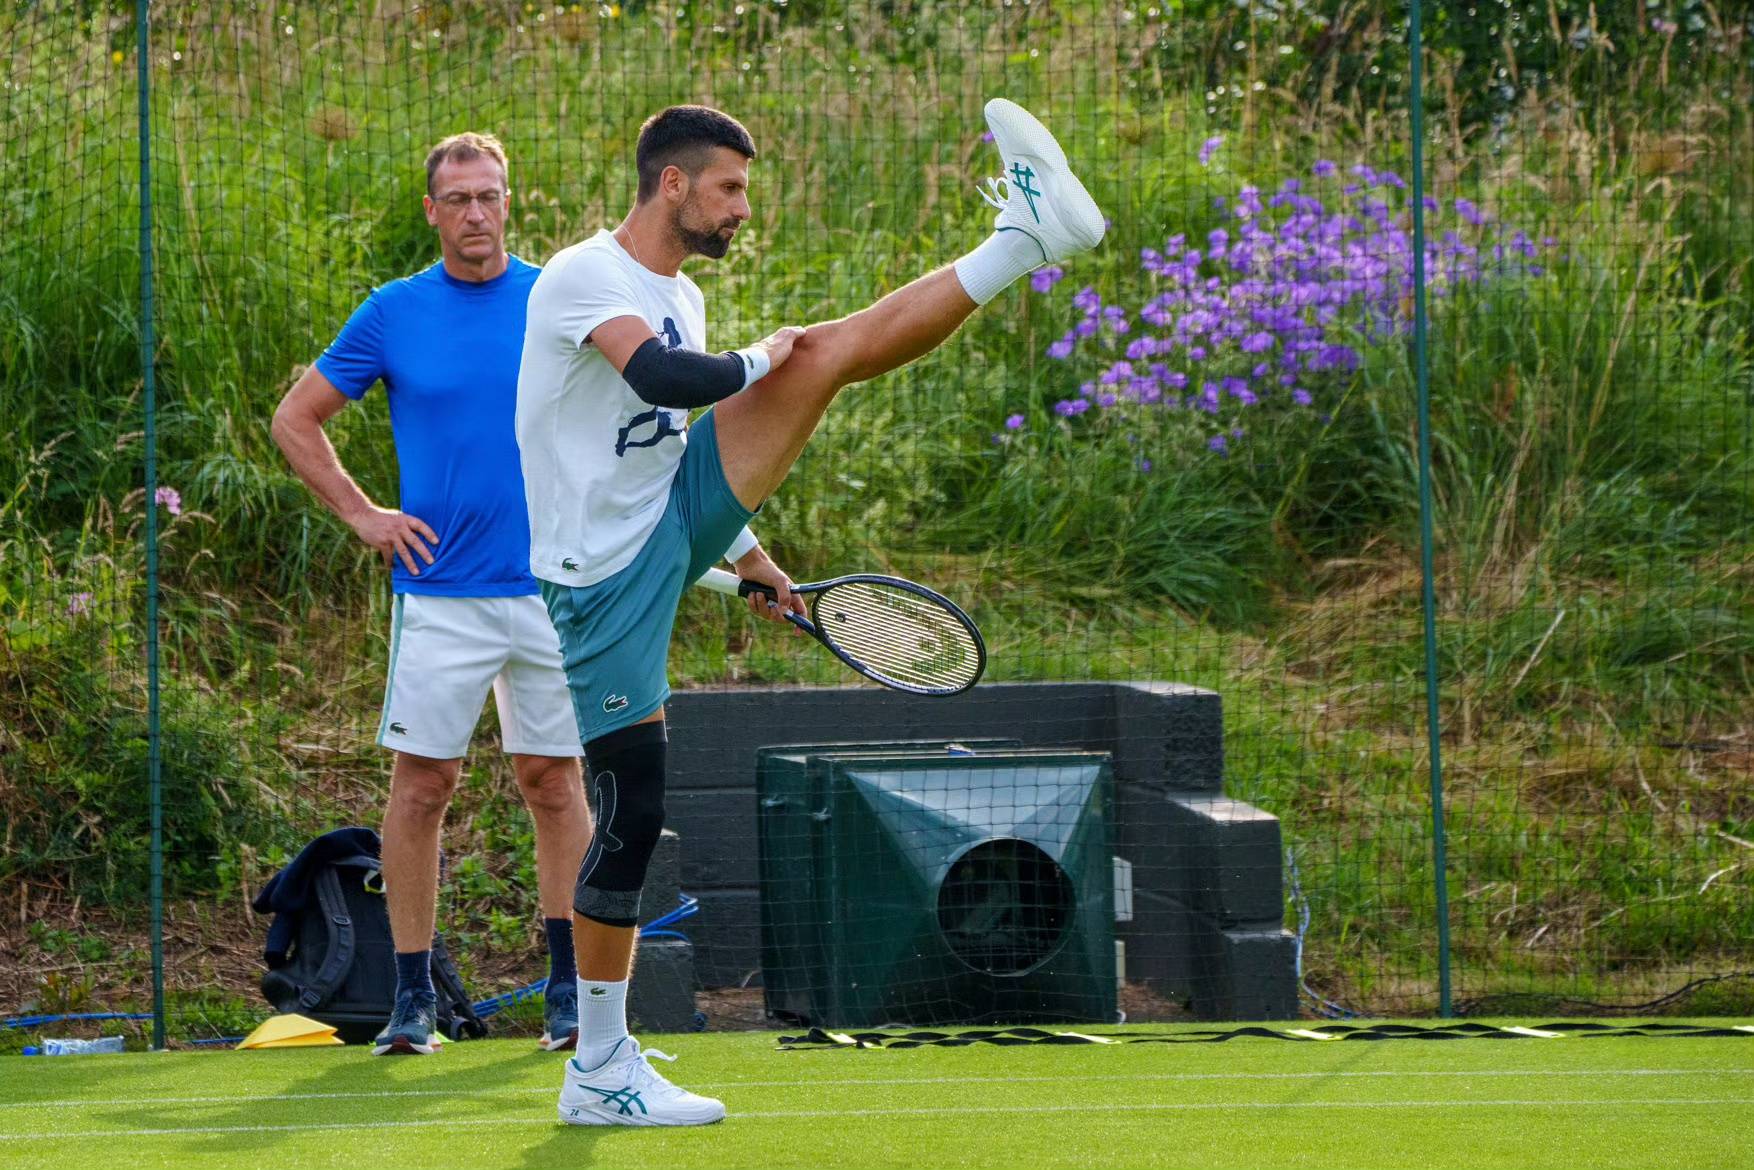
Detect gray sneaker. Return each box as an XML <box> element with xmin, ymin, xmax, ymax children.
<box><xmin>540</xmin><ymin>979</ymin><xmax>579</xmax><ymax>1052</ymax></box>
<box><xmin>372</xmin><ymin>990</ymin><xmax>439</xmax><ymax>1056</ymax></box>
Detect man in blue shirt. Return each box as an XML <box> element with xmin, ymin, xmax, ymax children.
<box><xmin>271</xmin><ymin>133</ymin><xmax>790</xmax><ymax>1056</ymax></box>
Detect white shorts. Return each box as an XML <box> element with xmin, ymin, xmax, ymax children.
<box><xmin>377</xmin><ymin>593</ymin><xmax>581</xmax><ymax>760</ymax></box>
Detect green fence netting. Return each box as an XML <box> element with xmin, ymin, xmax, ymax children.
<box><xmin>1</xmin><ymin>1</ymin><xmax>1749</xmax><ymax>1046</ymax></box>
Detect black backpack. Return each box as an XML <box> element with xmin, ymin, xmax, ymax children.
<box><xmin>254</xmin><ymin>827</ymin><xmax>487</xmax><ymax>1046</ymax></box>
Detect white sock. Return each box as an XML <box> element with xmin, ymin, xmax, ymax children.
<box><xmin>576</xmin><ymin>976</ymin><xmax>630</xmax><ymax>1069</ymax></box>
<box><xmin>953</xmin><ymin>228</ymin><xmax>1047</xmax><ymax>305</ymax></box>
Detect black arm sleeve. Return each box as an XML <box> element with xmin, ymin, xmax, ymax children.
<box><xmin>620</xmin><ymin>337</ymin><xmax>749</xmax><ymax>409</ymax></box>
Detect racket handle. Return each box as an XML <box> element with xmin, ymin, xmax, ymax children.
<box><xmin>696</xmin><ymin>568</ymin><xmax>815</xmax><ymax>633</ymax></box>
<box><xmin>696</xmin><ymin>568</ymin><xmax>742</xmax><ymax>596</ymax></box>
<box><xmin>738</xmin><ymin>580</ymin><xmax>816</xmax><ymax>632</ymax></box>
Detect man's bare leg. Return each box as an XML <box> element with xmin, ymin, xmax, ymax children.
<box><xmin>512</xmin><ymin>752</ymin><xmax>591</xmax><ymax>1049</ymax></box>
<box><xmin>714</xmin><ymin>99</ymin><xmax>1104</xmax><ymax>512</ymax></box>
<box><xmin>714</xmin><ymin>266</ymin><xmax>978</xmax><ymax>510</ymax></box>
<box><xmin>382</xmin><ymin>751</ymin><xmax>462</xmax><ymax>956</ymax></box>
<box><xmin>511</xmin><ymin>753</ymin><xmax>591</xmax><ymax>921</ymax></box>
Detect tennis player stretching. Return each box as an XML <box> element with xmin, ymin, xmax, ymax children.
<box><xmin>515</xmin><ymin>100</ymin><xmax>1104</xmax><ymax>1126</ymax></box>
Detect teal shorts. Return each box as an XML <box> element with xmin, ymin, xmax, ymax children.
<box><xmin>540</xmin><ymin>409</ymin><xmax>755</xmax><ymax>744</ymax></box>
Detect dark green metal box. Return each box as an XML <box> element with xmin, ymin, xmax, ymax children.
<box><xmin>758</xmin><ymin>745</ymin><xmax>1116</xmax><ymax>1027</ymax></box>
<box><xmin>756</xmin><ymin>740</ymin><xmax>1020</xmax><ymax>1025</ymax></box>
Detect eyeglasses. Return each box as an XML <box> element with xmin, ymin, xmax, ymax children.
<box><xmin>433</xmin><ymin>190</ymin><xmax>505</xmax><ymax>210</ymax></box>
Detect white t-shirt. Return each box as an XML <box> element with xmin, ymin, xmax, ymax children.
<box><xmin>516</xmin><ymin>230</ymin><xmax>708</xmax><ymax>587</ymax></box>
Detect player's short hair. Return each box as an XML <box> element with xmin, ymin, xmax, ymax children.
<box><xmin>424</xmin><ymin>132</ymin><xmax>509</xmax><ymax>194</ymax></box>
<box><xmin>635</xmin><ymin>106</ymin><xmax>756</xmax><ymax>203</ymax></box>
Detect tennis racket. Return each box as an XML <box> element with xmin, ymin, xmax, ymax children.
<box><xmin>697</xmin><ymin>568</ymin><xmax>986</xmax><ymax>697</ymax></box>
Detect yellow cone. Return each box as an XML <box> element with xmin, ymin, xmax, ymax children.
<box><xmin>237</xmin><ymin>1014</ymin><xmax>345</xmax><ymax>1049</ymax></box>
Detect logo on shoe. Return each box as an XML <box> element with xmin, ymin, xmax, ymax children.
<box><xmin>585</xmin><ymin>1085</ymin><xmax>648</xmax><ymax>1116</ymax></box>
<box><xmin>388</xmin><ymin>721</ymin><xmax>408</xmax><ymax>735</ymax></box>
<box><xmin>562</xmin><ymin>557</ymin><xmax>581</xmax><ymax>572</ymax></box>
<box><xmin>1009</xmin><ymin>161</ymin><xmax>1043</xmax><ymax>223</ymax></box>
<box><xmin>602</xmin><ymin>693</ymin><xmax>629</xmax><ymax>714</ymax></box>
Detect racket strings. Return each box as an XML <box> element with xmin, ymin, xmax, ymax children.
<box><xmin>811</xmin><ymin>582</ymin><xmax>983</xmax><ymax>691</ymax></box>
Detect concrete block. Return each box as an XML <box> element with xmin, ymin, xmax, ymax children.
<box><xmin>1111</xmin><ymin>682</ymin><xmax>1224</xmax><ymax>790</ymax></box>
<box><xmin>1210</xmin><ymin>929</ymin><xmax>1298</xmax><ymax>1021</ymax></box>
<box><xmin>1118</xmin><ymin>788</ymin><xmax>1285</xmax><ymax>927</ymax></box>
<box><xmin>629</xmin><ymin>936</ymin><xmax>698</xmax><ymax>1033</ymax></box>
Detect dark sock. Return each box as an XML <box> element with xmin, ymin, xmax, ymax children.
<box><xmin>545</xmin><ymin>917</ymin><xmax>577</xmax><ymax>988</ymax></box>
<box><xmin>395</xmin><ymin>949</ymin><xmax>434</xmax><ymax>999</ymax></box>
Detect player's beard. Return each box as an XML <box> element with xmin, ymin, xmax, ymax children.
<box><xmin>674</xmin><ymin>199</ymin><xmax>737</xmax><ymax>260</ymax></box>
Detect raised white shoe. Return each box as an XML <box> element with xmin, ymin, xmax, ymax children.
<box><xmin>557</xmin><ymin>1036</ymin><xmax>726</xmax><ymax>1127</ymax></box>
<box><xmin>979</xmin><ymin>97</ymin><xmax>1106</xmax><ymax>263</ymax></box>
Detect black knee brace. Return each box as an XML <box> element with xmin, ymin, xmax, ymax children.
<box><xmin>573</xmin><ymin>720</ymin><xmax>667</xmax><ymax>927</ymax></box>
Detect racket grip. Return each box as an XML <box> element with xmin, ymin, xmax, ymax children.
<box><xmin>739</xmin><ymin>579</ymin><xmax>816</xmax><ymax>634</ymax></box>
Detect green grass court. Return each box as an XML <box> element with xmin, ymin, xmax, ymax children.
<box><xmin>3</xmin><ymin>1025</ymin><xmax>1752</xmax><ymax>1169</ymax></box>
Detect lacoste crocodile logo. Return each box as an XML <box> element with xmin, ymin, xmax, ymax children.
<box><xmin>389</xmin><ymin>722</ymin><xmax>408</xmax><ymax>735</ymax></box>
<box><xmin>562</xmin><ymin>558</ymin><xmax>581</xmax><ymax>572</ymax></box>
<box><xmin>602</xmin><ymin>693</ymin><xmax>629</xmax><ymax>714</ymax></box>
<box><xmin>588</xmin><ymin>986</ymin><xmax>608</xmax><ymax>998</ymax></box>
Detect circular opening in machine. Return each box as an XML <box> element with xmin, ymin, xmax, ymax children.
<box><xmin>936</xmin><ymin>838</ymin><xmax>1076</xmax><ymax>976</ymax></box>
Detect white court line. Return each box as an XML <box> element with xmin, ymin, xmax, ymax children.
<box><xmin>3</xmin><ymin>1098</ymin><xmax>1752</xmax><ymax>1142</ymax></box>
<box><xmin>5</xmin><ymin>1067</ymin><xmax>1751</xmax><ymax>1113</ymax></box>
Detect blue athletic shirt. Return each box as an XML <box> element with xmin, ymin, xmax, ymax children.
<box><xmin>315</xmin><ymin>257</ymin><xmax>541</xmax><ymax>597</ymax></box>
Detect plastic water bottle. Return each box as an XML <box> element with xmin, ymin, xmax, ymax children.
<box><xmin>21</xmin><ymin>1037</ymin><xmax>126</xmax><ymax>1055</ymax></box>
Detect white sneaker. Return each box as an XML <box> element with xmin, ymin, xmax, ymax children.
<box><xmin>979</xmin><ymin>98</ymin><xmax>1106</xmax><ymax>264</ymax></box>
<box><xmin>556</xmin><ymin>1036</ymin><xmax>726</xmax><ymax>1127</ymax></box>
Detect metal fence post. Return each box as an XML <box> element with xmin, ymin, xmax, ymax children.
<box><xmin>1408</xmin><ymin>0</ymin><xmax>1454</xmax><ymax>1018</ymax></box>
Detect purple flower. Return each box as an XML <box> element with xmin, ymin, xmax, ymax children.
<box><xmin>981</xmin><ymin>130</ymin><xmax>995</xmax><ymax>143</ymax></box>
<box><xmin>155</xmin><ymin>486</ymin><xmax>182</xmax><ymax>516</ymax></box>
<box><xmin>1137</xmin><ymin>458</ymin><xmax>1153</xmax><ymax>473</ymax></box>
<box><xmin>1098</xmin><ymin>360</ymin><xmax>1135</xmax><ymax>386</ymax></box>
<box><xmin>1004</xmin><ymin>413</ymin><xmax>1025</xmax><ymax>431</ymax></box>
<box><xmin>1651</xmin><ymin>17</ymin><xmax>1678</xmax><ymax>35</ymax></box>
<box><xmin>1198</xmin><ymin>135</ymin><xmax>1224</xmax><ymax>167</ymax></box>
<box><xmin>1018</xmin><ymin>152</ymin><xmax>1557</xmax><ymax>457</ymax></box>
<box><xmin>1030</xmin><ymin>264</ymin><xmax>1066</xmax><ymax>294</ymax></box>
<box><xmin>66</xmin><ymin>591</ymin><xmax>94</xmax><ymax>617</ymax></box>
